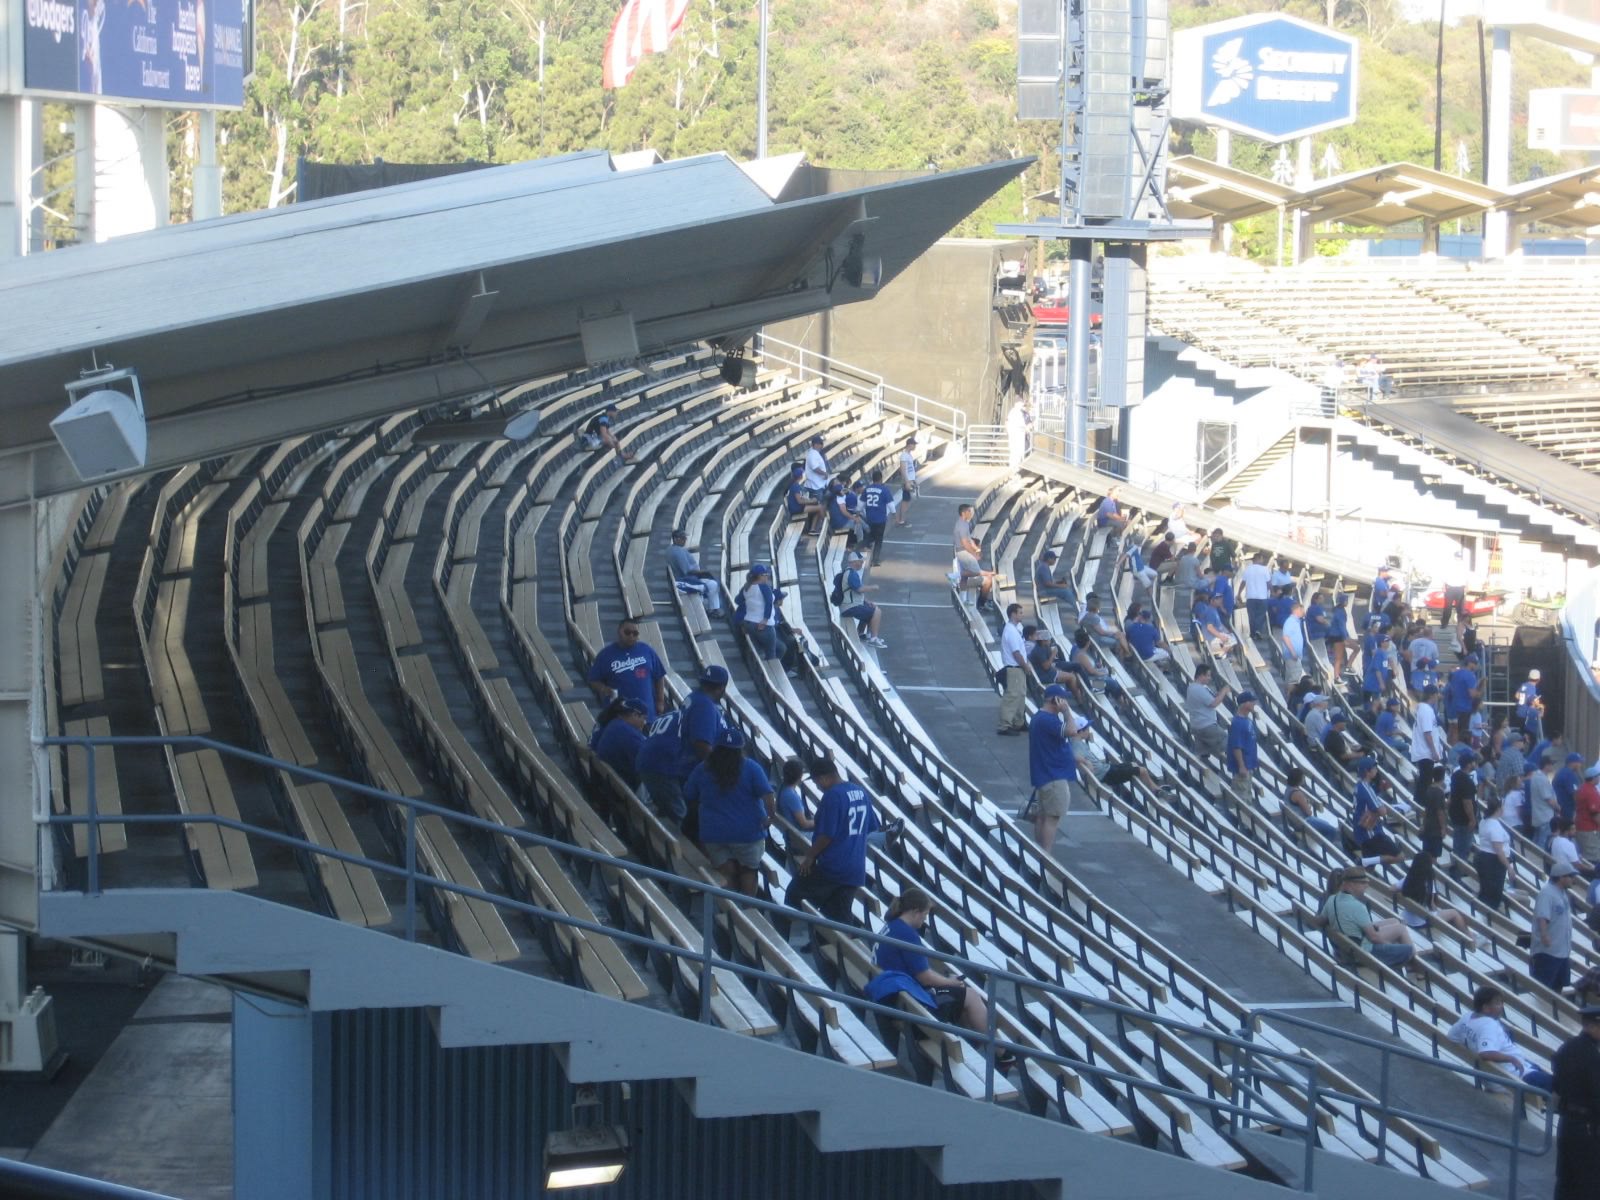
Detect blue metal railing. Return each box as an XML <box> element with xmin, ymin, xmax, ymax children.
<box><xmin>36</xmin><ymin>733</ymin><xmax>1553</xmax><ymax>1193</ymax></box>
<box><xmin>0</xmin><ymin>1155</ymin><xmax>180</xmax><ymax>1199</ymax></box>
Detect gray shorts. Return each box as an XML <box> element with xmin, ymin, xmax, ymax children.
<box><xmin>703</xmin><ymin>840</ymin><xmax>765</xmax><ymax>870</ymax></box>
<box><xmin>1035</xmin><ymin>779</ymin><xmax>1074</xmax><ymax>819</ymax></box>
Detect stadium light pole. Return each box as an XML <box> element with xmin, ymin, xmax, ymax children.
<box><xmin>757</xmin><ymin>0</ymin><xmax>769</xmax><ymax>158</ymax></box>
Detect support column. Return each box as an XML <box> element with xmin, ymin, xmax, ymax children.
<box><xmin>1484</xmin><ymin>27</ymin><xmax>1512</xmax><ymax>259</ymax></box>
<box><xmin>73</xmin><ymin>105</ymin><xmax>96</xmax><ymax>246</ymax></box>
<box><xmin>0</xmin><ymin>97</ymin><xmax>39</xmax><ymax>259</ymax></box>
<box><xmin>234</xmin><ymin>994</ymin><xmax>329</xmax><ymax>1200</ymax></box>
<box><xmin>1293</xmin><ymin>136</ymin><xmax>1314</xmax><ymax>264</ymax></box>
<box><xmin>194</xmin><ymin>110</ymin><xmax>222</xmax><ymax>222</ymax></box>
<box><xmin>0</xmin><ymin>485</ymin><xmax>61</xmax><ymax>1076</ymax></box>
<box><xmin>1212</xmin><ymin>129</ymin><xmax>1232</xmax><ymax>254</ymax></box>
<box><xmin>1065</xmin><ymin>239</ymin><xmax>1093</xmax><ymax>467</ymax></box>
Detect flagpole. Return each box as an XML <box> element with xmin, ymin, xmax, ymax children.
<box><xmin>756</xmin><ymin>0</ymin><xmax>768</xmax><ymax>157</ymax></box>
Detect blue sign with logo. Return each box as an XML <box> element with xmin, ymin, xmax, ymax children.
<box><xmin>1174</xmin><ymin>14</ymin><xmax>1359</xmax><ymax>143</ymax></box>
<box><xmin>22</xmin><ymin>0</ymin><xmax>251</xmax><ymax>109</ymax></box>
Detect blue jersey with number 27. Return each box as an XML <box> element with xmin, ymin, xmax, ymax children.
<box><xmin>813</xmin><ymin>780</ymin><xmax>878</xmax><ymax>886</ymax></box>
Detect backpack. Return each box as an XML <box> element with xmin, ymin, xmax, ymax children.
<box><xmin>829</xmin><ymin>572</ymin><xmax>846</xmax><ymax>607</ymax></box>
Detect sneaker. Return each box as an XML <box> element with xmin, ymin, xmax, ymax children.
<box><xmin>867</xmin><ymin>636</ymin><xmax>889</xmax><ymax>649</ymax></box>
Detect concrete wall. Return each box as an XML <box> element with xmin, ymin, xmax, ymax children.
<box><xmin>768</xmin><ymin>239</ymin><xmax>1030</xmax><ymax>427</ymax></box>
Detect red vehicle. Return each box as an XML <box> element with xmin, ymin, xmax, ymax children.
<box><xmin>1421</xmin><ymin>588</ymin><xmax>1503</xmax><ymax>617</ymax></box>
<box><xmin>1032</xmin><ymin>304</ymin><xmax>1101</xmax><ymax>327</ymax></box>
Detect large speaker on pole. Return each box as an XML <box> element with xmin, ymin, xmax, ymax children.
<box><xmin>1079</xmin><ymin>0</ymin><xmax>1135</xmax><ymax>218</ymax></box>
<box><xmin>1016</xmin><ymin>0</ymin><xmax>1063</xmax><ymax>120</ymax></box>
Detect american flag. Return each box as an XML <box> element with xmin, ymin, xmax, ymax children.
<box><xmin>602</xmin><ymin>0</ymin><xmax>693</xmax><ymax>89</ymax></box>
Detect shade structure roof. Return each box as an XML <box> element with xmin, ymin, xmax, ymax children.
<box><xmin>0</xmin><ymin>148</ymin><xmax>1028</xmax><ymax>495</ymax></box>
<box><xmin>1294</xmin><ymin>162</ymin><xmax>1507</xmax><ymax>226</ymax></box>
<box><xmin>1497</xmin><ymin>163</ymin><xmax>1600</xmax><ymax>231</ymax></box>
<box><xmin>1163</xmin><ymin>156</ymin><xmax>1299</xmax><ymax>222</ymax></box>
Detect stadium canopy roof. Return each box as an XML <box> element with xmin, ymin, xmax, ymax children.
<box><xmin>1162</xmin><ymin>156</ymin><xmax>1299</xmax><ymax>222</ymax></box>
<box><xmin>1295</xmin><ymin>163</ymin><xmax>1506</xmax><ymax>226</ymax></box>
<box><xmin>0</xmin><ymin>148</ymin><xmax>1027</xmax><ymax>499</ymax></box>
<box><xmin>1497</xmin><ymin>164</ymin><xmax>1600</xmax><ymax>230</ymax></box>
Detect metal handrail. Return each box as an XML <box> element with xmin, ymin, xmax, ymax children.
<box><xmin>760</xmin><ymin>335</ymin><xmax>968</xmax><ymax>439</ymax></box>
<box><xmin>1245</xmin><ymin>1007</ymin><xmax>1554</xmax><ymax>1199</ymax></box>
<box><xmin>30</xmin><ymin>731</ymin><xmax>1511</xmax><ymax>1190</ymax></box>
<box><xmin>0</xmin><ymin>1154</ymin><xmax>180</xmax><ymax>1199</ymax></box>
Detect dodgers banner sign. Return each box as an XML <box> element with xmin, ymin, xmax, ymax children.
<box><xmin>22</xmin><ymin>0</ymin><xmax>250</xmax><ymax>109</ymax></box>
<box><xmin>1173</xmin><ymin>14</ymin><xmax>1359</xmax><ymax>143</ymax></box>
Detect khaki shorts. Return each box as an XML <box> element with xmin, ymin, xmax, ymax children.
<box><xmin>1035</xmin><ymin>779</ymin><xmax>1075</xmax><ymax>819</ymax></box>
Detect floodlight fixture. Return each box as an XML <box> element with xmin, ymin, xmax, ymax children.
<box><xmin>719</xmin><ymin>350</ymin><xmax>758</xmax><ymax>388</ymax></box>
<box><xmin>52</xmin><ymin>365</ymin><xmax>148</xmax><ymax>481</ymax></box>
<box><xmin>839</xmin><ymin>231</ymin><xmax>883</xmax><ymax>290</ymax></box>
<box><xmin>543</xmin><ymin>1124</ymin><xmax>630</xmax><ymax>1189</ymax></box>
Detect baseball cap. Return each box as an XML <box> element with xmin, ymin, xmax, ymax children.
<box><xmin>847</xmin><ymin>550</ymin><xmax>864</xmax><ymax>563</ymax></box>
<box><xmin>1304</xmin><ymin>692</ymin><xmax>1326</xmax><ymax>705</ymax></box>
<box><xmin>1043</xmin><ymin>684</ymin><xmax>1071</xmax><ymax>701</ymax></box>
<box><xmin>805</xmin><ymin>753</ymin><xmax>836</xmax><ymax>778</ymax></box>
<box><xmin>1329</xmin><ymin>708</ymin><xmax>1347</xmax><ymax>722</ymax></box>
<box><xmin>1552</xmin><ymin>862</ymin><xmax>1580</xmax><ymax>879</ymax></box>
<box><xmin>1385</xmin><ymin>698</ymin><xmax>1400</xmax><ymax>708</ymax></box>
<box><xmin>810</xmin><ymin>434</ymin><xmax>824</xmax><ymax>444</ymax></box>
<box><xmin>1356</xmin><ymin>755</ymin><xmax>1378</xmax><ymax>773</ymax></box>
<box><xmin>1567</xmin><ymin>753</ymin><xmax>1584</xmax><ymax>764</ymax></box>
<box><xmin>1586</xmin><ymin>765</ymin><xmax>1600</xmax><ymax>780</ymax></box>
<box><xmin>1530</xmin><ymin>669</ymin><xmax>1542</xmax><ymax>680</ymax></box>
<box><xmin>1506</xmin><ymin>729</ymin><xmax>1525</xmax><ymax>743</ymax></box>
<box><xmin>1457</xmin><ymin>748</ymin><xmax>1478</xmax><ymax>763</ymax></box>
<box><xmin>749</xmin><ymin>563</ymin><xmax>772</xmax><ymax>577</ymax></box>
<box><xmin>1422</xmin><ymin>685</ymin><xmax>1439</xmax><ymax>697</ymax></box>
<box><xmin>699</xmin><ymin>664</ymin><xmax>730</xmax><ymax>686</ymax></box>
<box><xmin>1237</xmin><ymin>690</ymin><xmax>1257</xmax><ymax>704</ymax></box>
<box><xmin>714</xmin><ymin>727</ymin><xmax>746</xmax><ymax>749</ymax></box>
<box><xmin>618</xmin><ymin>697</ymin><xmax>648</xmax><ymax>716</ymax></box>
<box><xmin>1042</xmin><ymin>550</ymin><xmax>1059</xmax><ymax>561</ymax></box>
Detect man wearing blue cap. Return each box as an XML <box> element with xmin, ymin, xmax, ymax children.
<box><xmin>1028</xmin><ymin>684</ymin><xmax>1090</xmax><ymax>852</ymax></box>
<box><xmin>1227</xmin><ymin>691</ymin><xmax>1259</xmax><ymax>805</ymax></box>
<box><xmin>1351</xmin><ymin>756</ymin><xmax>1404</xmax><ymax>866</ymax></box>
<box><xmin>635</xmin><ymin>664</ymin><xmax>728</xmax><ymax>827</ymax></box>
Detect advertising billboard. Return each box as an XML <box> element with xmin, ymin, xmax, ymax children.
<box><xmin>1172</xmin><ymin>13</ymin><xmax>1359</xmax><ymax>143</ymax></box>
<box><xmin>1529</xmin><ymin>88</ymin><xmax>1600</xmax><ymax>150</ymax></box>
<box><xmin>19</xmin><ymin>0</ymin><xmax>251</xmax><ymax>108</ymax></box>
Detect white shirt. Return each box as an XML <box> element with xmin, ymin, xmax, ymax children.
<box><xmin>1500</xmin><ymin>790</ymin><xmax>1525</xmax><ymax>831</ymax></box>
<box><xmin>1477</xmin><ymin>815</ymin><xmax>1511</xmax><ymax>855</ymax></box>
<box><xmin>1552</xmin><ymin>835</ymin><xmax>1582</xmax><ymax>867</ymax></box>
<box><xmin>1409</xmin><ymin>636</ymin><xmax>1438</xmax><ymax>664</ymax></box>
<box><xmin>999</xmin><ymin>619</ymin><xmax>1027</xmax><ymax>668</ymax></box>
<box><xmin>1409</xmin><ymin>701</ymin><xmax>1442</xmax><ymax>763</ymax></box>
<box><xmin>900</xmin><ymin>449</ymin><xmax>917</xmax><ymax>485</ymax></box>
<box><xmin>802</xmin><ymin>447</ymin><xmax>829</xmax><ymax>491</ymax></box>
<box><xmin>1239</xmin><ymin>563</ymin><xmax>1271</xmax><ymax>601</ymax></box>
<box><xmin>1447</xmin><ymin>1013</ymin><xmax>1535</xmax><ymax>1077</ymax></box>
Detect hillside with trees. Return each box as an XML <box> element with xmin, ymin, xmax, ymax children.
<box><xmin>205</xmin><ymin>0</ymin><xmax>1591</xmax><ymax>249</ymax></box>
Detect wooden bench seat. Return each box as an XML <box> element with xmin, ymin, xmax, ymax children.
<box><xmin>150</xmin><ymin>577</ymin><xmax>210</xmax><ymax>736</ymax></box>
<box><xmin>394</xmin><ymin>472</ymin><xmax>447</xmax><ymax>541</ymax></box>
<box><xmin>333</xmin><ymin>453</ymin><xmax>395</xmax><ymax>522</ymax></box>
<box><xmin>163</xmin><ymin>483</ymin><xmax>226</xmax><ymax>576</ymax></box>
<box><xmin>173</xmin><ymin>748</ymin><xmax>258</xmax><ymax>890</ymax></box>
<box><xmin>58</xmin><ymin>716</ymin><xmax>126</xmax><ymax>856</ymax></box>
<box><xmin>413</xmin><ymin>814</ymin><xmax>521</xmax><ymax>963</ymax></box>
<box><xmin>237</xmin><ymin>499</ymin><xmax>289</xmax><ymax>601</ymax></box>
<box><xmin>453</xmin><ymin>487</ymin><xmax>499</xmax><ymax>562</ymax></box>
<box><xmin>235</xmin><ymin>603</ymin><xmax>318</xmax><ymax>767</ymax></box>
<box><xmin>444</xmin><ymin>564</ymin><xmax>499</xmax><ymax>672</ymax></box>
<box><xmin>282</xmin><ymin>774</ymin><xmax>391</xmax><ymax>928</ymax></box>
<box><xmin>58</xmin><ymin>550</ymin><xmax>109</xmax><ymax>707</ymax></box>
<box><xmin>375</xmin><ymin>542</ymin><xmax>424</xmax><ymax>650</ymax></box>
<box><xmin>309</xmin><ymin>519</ymin><xmax>351</xmax><ymax>626</ymax></box>
<box><xmin>506</xmin><ymin>843</ymin><xmax>648</xmax><ymax>1001</ymax></box>
<box><xmin>83</xmin><ymin>483</ymin><xmax>132</xmax><ymax>551</ymax></box>
<box><xmin>316</xmin><ymin>628</ymin><xmax>424</xmax><ymax>798</ymax></box>
<box><xmin>394</xmin><ymin>653</ymin><xmax>526</xmax><ymax>831</ymax></box>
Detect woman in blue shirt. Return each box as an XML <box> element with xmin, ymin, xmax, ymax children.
<box><xmin>683</xmin><ymin>728</ymin><xmax>775</xmax><ymax>896</ymax></box>
<box><xmin>873</xmin><ymin>888</ymin><xmax>1014</xmax><ymax>1067</ymax></box>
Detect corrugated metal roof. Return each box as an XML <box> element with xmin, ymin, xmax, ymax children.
<box><xmin>0</xmin><ymin>150</ymin><xmax>1028</xmax><ymax>492</ymax></box>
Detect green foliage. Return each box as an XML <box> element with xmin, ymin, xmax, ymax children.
<box><xmin>205</xmin><ymin>0</ymin><xmax>1596</xmax><ymax>252</ymax></box>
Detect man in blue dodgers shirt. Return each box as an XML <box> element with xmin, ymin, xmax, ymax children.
<box><xmin>635</xmin><ymin>664</ymin><xmax>728</xmax><ymax>826</ymax></box>
<box><xmin>787</xmin><ymin>754</ymin><xmax>879</xmax><ymax>931</ymax></box>
<box><xmin>586</xmin><ymin>617</ymin><xmax>667</xmax><ymax>719</ymax></box>
<box><xmin>1029</xmin><ymin>684</ymin><xmax>1091</xmax><ymax>853</ymax></box>
<box><xmin>859</xmin><ymin>468</ymin><xmax>895</xmax><ymax>563</ymax></box>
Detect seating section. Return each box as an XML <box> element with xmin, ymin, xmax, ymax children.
<box><xmin>1147</xmin><ymin>262</ymin><xmax>1586</xmax><ymax>395</ymax></box>
<box><xmin>48</xmin><ymin>343</ymin><xmax>1570</xmax><ymax>1190</ymax></box>
<box><xmin>1447</xmin><ymin>393</ymin><xmax>1600</xmax><ymax>471</ymax></box>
